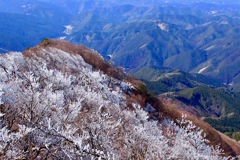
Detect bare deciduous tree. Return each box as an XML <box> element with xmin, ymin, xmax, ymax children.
<box><xmin>0</xmin><ymin>48</ymin><xmax>232</xmax><ymax>159</ymax></box>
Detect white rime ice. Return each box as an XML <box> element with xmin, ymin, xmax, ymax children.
<box><xmin>0</xmin><ymin>47</ymin><xmax>234</xmax><ymax>159</ymax></box>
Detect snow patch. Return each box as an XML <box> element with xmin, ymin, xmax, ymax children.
<box><xmin>209</xmin><ymin>10</ymin><xmax>218</xmax><ymax>15</ymax></box>
<box><xmin>85</xmin><ymin>35</ymin><xmax>91</xmax><ymax>42</ymax></box>
<box><xmin>140</xmin><ymin>43</ymin><xmax>148</xmax><ymax>49</ymax></box>
<box><xmin>198</xmin><ymin>65</ymin><xmax>209</xmax><ymax>74</ymax></box>
<box><xmin>224</xmin><ymin>82</ymin><xmax>233</xmax><ymax>86</ymax></box>
<box><xmin>205</xmin><ymin>45</ymin><xmax>215</xmax><ymax>51</ymax></box>
<box><xmin>198</xmin><ymin>22</ymin><xmax>213</xmax><ymax>28</ymax></box>
<box><xmin>158</xmin><ymin>23</ymin><xmax>169</xmax><ymax>32</ymax></box>
<box><xmin>59</xmin><ymin>36</ymin><xmax>66</xmax><ymax>40</ymax></box>
<box><xmin>21</xmin><ymin>4</ymin><xmax>31</xmax><ymax>9</ymax></box>
<box><xmin>63</xmin><ymin>25</ymin><xmax>73</xmax><ymax>35</ymax></box>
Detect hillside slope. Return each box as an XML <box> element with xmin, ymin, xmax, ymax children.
<box><xmin>0</xmin><ymin>39</ymin><xmax>239</xmax><ymax>159</ymax></box>
<box><xmin>65</xmin><ymin>0</ymin><xmax>240</xmax><ymax>91</ymax></box>
<box><xmin>1</xmin><ymin>0</ymin><xmax>240</xmax><ymax>90</ymax></box>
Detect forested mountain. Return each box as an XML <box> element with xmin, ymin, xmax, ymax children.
<box><xmin>64</xmin><ymin>0</ymin><xmax>240</xmax><ymax>90</ymax></box>
<box><xmin>0</xmin><ymin>39</ymin><xmax>239</xmax><ymax>159</ymax></box>
<box><xmin>1</xmin><ymin>0</ymin><xmax>240</xmax><ymax>90</ymax></box>
<box><xmin>1</xmin><ymin>0</ymin><xmax>240</xmax><ymax>153</ymax></box>
<box><xmin>60</xmin><ymin>0</ymin><xmax>240</xmax><ymax>141</ymax></box>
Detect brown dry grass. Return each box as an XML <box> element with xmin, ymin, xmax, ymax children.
<box><xmin>218</xmin><ymin>131</ymin><xmax>240</xmax><ymax>155</ymax></box>
<box><xmin>159</xmin><ymin>97</ymin><xmax>240</xmax><ymax>156</ymax></box>
<box><xmin>24</xmin><ymin>39</ymin><xmax>125</xmax><ymax>80</ymax></box>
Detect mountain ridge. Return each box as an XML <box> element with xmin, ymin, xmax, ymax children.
<box><xmin>20</xmin><ymin>39</ymin><xmax>240</xmax><ymax>156</ymax></box>
<box><xmin>63</xmin><ymin>0</ymin><xmax>240</xmax><ymax>91</ymax></box>
<box><xmin>1</xmin><ymin>0</ymin><xmax>240</xmax><ymax>90</ymax></box>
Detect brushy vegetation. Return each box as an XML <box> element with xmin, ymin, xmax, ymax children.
<box><xmin>225</xmin><ymin>132</ymin><xmax>240</xmax><ymax>141</ymax></box>
<box><xmin>41</xmin><ymin>38</ymin><xmax>50</xmax><ymax>46</ymax></box>
<box><xmin>174</xmin><ymin>86</ymin><xmax>240</xmax><ymax>138</ymax></box>
<box><xmin>0</xmin><ymin>41</ymin><xmax>232</xmax><ymax>159</ymax></box>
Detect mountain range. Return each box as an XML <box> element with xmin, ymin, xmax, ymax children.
<box><xmin>1</xmin><ymin>0</ymin><xmax>240</xmax><ymax>90</ymax></box>
<box><xmin>0</xmin><ymin>39</ymin><xmax>239</xmax><ymax>158</ymax></box>
<box><xmin>64</xmin><ymin>0</ymin><xmax>240</xmax><ymax>91</ymax></box>
<box><xmin>0</xmin><ymin>0</ymin><xmax>240</xmax><ymax>153</ymax></box>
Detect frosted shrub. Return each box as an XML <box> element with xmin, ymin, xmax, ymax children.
<box><xmin>0</xmin><ymin>48</ymin><xmax>231</xmax><ymax>159</ymax></box>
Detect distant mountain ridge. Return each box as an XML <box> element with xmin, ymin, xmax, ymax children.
<box><xmin>1</xmin><ymin>0</ymin><xmax>240</xmax><ymax>90</ymax></box>
<box><xmin>63</xmin><ymin>0</ymin><xmax>240</xmax><ymax>91</ymax></box>
<box><xmin>1</xmin><ymin>0</ymin><xmax>240</xmax><ymax>146</ymax></box>
<box><xmin>0</xmin><ymin>0</ymin><xmax>73</xmax><ymax>52</ymax></box>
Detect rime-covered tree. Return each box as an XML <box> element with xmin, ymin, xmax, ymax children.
<box><xmin>0</xmin><ymin>47</ymin><xmax>235</xmax><ymax>159</ymax></box>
